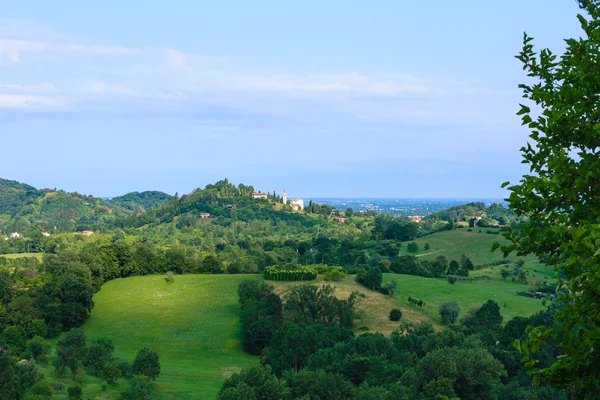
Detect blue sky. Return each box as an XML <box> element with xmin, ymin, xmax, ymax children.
<box><xmin>0</xmin><ymin>1</ymin><xmax>584</xmax><ymax>198</ymax></box>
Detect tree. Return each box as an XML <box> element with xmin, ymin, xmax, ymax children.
<box><xmin>500</xmin><ymin>268</ymin><xmax>511</xmax><ymax>281</ymax></box>
<box><xmin>384</xmin><ymin>280</ymin><xmax>397</xmax><ymax>296</ymax></box>
<box><xmin>104</xmin><ymin>362</ymin><xmax>122</xmax><ymax>384</ymax></box>
<box><xmin>2</xmin><ymin>326</ymin><xmax>27</xmax><ymax>353</ymax></box>
<box><xmin>30</xmin><ymin>380</ymin><xmax>53</xmax><ymax>400</ymax></box>
<box><xmin>85</xmin><ymin>338</ymin><xmax>114</xmax><ymax>376</ymax></box>
<box><xmin>462</xmin><ymin>300</ymin><xmax>502</xmax><ymax>331</ymax></box>
<box><xmin>447</xmin><ymin>275</ymin><xmax>457</xmax><ymax>285</ymax></box>
<box><xmin>357</xmin><ymin>268</ymin><xmax>382</xmax><ymax>291</ymax></box>
<box><xmin>499</xmin><ymin>3</ymin><xmax>600</xmax><ymax>395</ymax></box>
<box><xmin>53</xmin><ymin>328</ymin><xmax>87</xmax><ymax>378</ymax></box>
<box><xmin>132</xmin><ymin>348</ymin><xmax>160</xmax><ymax>380</ymax></box>
<box><xmin>218</xmin><ymin>365</ymin><xmax>289</xmax><ymax>400</ymax></box>
<box><xmin>389</xmin><ymin>309</ymin><xmax>402</xmax><ymax>321</ymax></box>
<box><xmin>201</xmin><ymin>255</ymin><xmax>222</xmax><ymax>274</ymax></box>
<box><xmin>67</xmin><ymin>384</ymin><xmax>83</xmax><ymax>400</ymax></box>
<box><xmin>424</xmin><ymin>243</ymin><xmax>431</xmax><ymax>251</ymax></box>
<box><xmin>447</xmin><ymin>260</ymin><xmax>460</xmax><ymax>275</ymax></box>
<box><xmin>0</xmin><ymin>350</ymin><xmax>17</xmax><ymax>399</ymax></box>
<box><xmin>407</xmin><ymin>242</ymin><xmax>419</xmax><ymax>253</ymax></box>
<box><xmin>120</xmin><ymin>376</ymin><xmax>153</xmax><ymax>400</ymax></box>
<box><xmin>439</xmin><ymin>301</ymin><xmax>460</xmax><ymax>324</ymax></box>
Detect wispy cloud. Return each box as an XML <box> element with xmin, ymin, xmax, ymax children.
<box><xmin>0</xmin><ymin>93</ymin><xmax>62</xmax><ymax>109</ymax></box>
<box><xmin>0</xmin><ymin>20</ymin><xmax>508</xmax><ymax>123</ymax></box>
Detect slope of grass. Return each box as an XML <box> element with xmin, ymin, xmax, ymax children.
<box><xmin>0</xmin><ymin>252</ymin><xmax>44</xmax><ymax>260</ymax></box>
<box><xmin>270</xmin><ymin>276</ymin><xmax>438</xmax><ymax>335</ymax></box>
<box><xmin>406</xmin><ymin>229</ymin><xmax>533</xmax><ymax>265</ymax></box>
<box><xmin>74</xmin><ymin>274</ymin><xmax>259</xmax><ymax>400</ymax></box>
<box><xmin>382</xmin><ymin>273</ymin><xmax>545</xmax><ymax>325</ymax></box>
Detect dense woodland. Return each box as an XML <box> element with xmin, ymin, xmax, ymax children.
<box><xmin>222</xmin><ymin>279</ymin><xmax>566</xmax><ymax>400</ymax></box>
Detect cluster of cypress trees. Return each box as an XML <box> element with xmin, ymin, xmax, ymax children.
<box><xmin>264</xmin><ymin>264</ymin><xmax>317</xmax><ymax>281</ymax></box>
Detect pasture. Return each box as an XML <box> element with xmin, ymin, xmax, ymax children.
<box><xmin>56</xmin><ymin>274</ymin><xmax>261</xmax><ymax>399</ymax></box>
<box><xmin>406</xmin><ymin>228</ymin><xmax>532</xmax><ymax>265</ymax></box>
<box><xmin>383</xmin><ymin>273</ymin><xmax>546</xmax><ymax>325</ymax></box>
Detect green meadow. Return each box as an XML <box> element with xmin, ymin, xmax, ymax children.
<box><xmin>0</xmin><ymin>252</ymin><xmax>44</xmax><ymax>260</ymax></box>
<box><xmin>383</xmin><ymin>273</ymin><xmax>545</xmax><ymax>325</ymax></box>
<box><xmin>63</xmin><ymin>274</ymin><xmax>261</xmax><ymax>400</ymax></box>
<box><xmin>406</xmin><ymin>228</ymin><xmax>533</xmax><ymax>265</ymax></box>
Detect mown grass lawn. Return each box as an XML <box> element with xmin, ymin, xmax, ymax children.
<box><xmin>71</xmin><ymin>274</ymin><xmax>260</xmax><ymax>400</ymax></box>
<box><xmin>383</xmin><ymin>273</ymin><xmax>545</xmax><ymax>325</ymax></box>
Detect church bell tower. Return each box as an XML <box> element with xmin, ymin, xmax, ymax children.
<box><xmin>283</xmin><ymin>188</ymin><xmax>287</xmax><ymax>205</ymax></box>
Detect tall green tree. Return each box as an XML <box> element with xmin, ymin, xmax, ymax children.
<box><xmin>498</xmin><ymin>1</ymin><xmax>600</xmax><ymax>396</ymax></box>
<box><xmin>132</xmin><ymin>348</ymin><xmax>160</xmax><ymax>380</ymax></box>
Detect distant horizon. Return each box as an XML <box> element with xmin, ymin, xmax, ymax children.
<box><xmin>4</xmin><ymin>174</ymin><xmax>509</xmax><ymax>201</ymax></box>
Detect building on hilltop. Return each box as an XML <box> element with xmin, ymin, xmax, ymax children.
<box><xmin>282</xmin><ymin>188</ymin><xmax>304</xmax><ymax>211</ymax></box>
<box><xmin>199</xmin><ymin>212</ymin><xmax>211</xmax><ymax>219</ymax></box>
<box><xmin>411</xmin><ymin>216</ymin><xmax>423</xmax><ymax>223</ymax></box>
<box><xmin>252</xmin><ymin>192</ymin><xmax>268</xmax><ymax>199</ymax></box>
<box><xmin>289</xmin><ymin>198</ymin><xmax>304</xmax><ymax>211</ymax></box>
<box><xmin>42</xmin><ymin>232</ymin><xmax>50</xmax><ymax>237</ymax></box>
<box><xmin>81</xmin><ymin>230</ymin><xmax>94</xmax><ymax>236</ymax></box>
<box><xmin>9</xmin><ymin>232</ymin><xmax>21</xmax><ymax>239</ymax></box>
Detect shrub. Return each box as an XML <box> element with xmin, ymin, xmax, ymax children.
<box><xmin>324</xmin><ymin>268</ymin><xmax>346</xmax><ymax>282</ymax></box>
<box><xmin>389</xmin><ymin>309</ymin><xmax>402</xmax><ymax>321</ymax></box>
<box><xmin>104</xmin><ymin>362</ymin><xmax>122</xmax><ymax>383</ymax></box>
<box><xmin>439</xmin><ymin>301</ymin><xmax>460</xmax><ymax>324</ymax></box>
<box><xmin>407</xmin><ymin>242</ymin><xmax>419</xmax><ymax>253</ymax></box>
<box><xmin>424</xmin><ymin>243</ymin><xmax>431</xmax><ymax>251</ymax></box>
<box><xmin>132</xmin><ymin>348</ymin><xmax>161</xmax><ymax>380</ymax></box>
<box><xmin>165</xmin><ymin>271</ymin><xmax>174</xmax><ymax>283</ymax></box>
<box><xmin>447</xmin><ymin>275</ymin><xmax>457</xmax><ymax>285</ymax></box>
<box><xmin>356</xmin><ymin>268</ymin><xmax>382</xmax><ymax>291</ymax></box>
<box><xmin>116</xmin><ymin>359</ymin><xmax>133</xmax><ymax>379</ymax></box>
<box><xmin>31</xmin><ymin>380</ymin><xmax>53</xmax><ymax>399</ymax></box>
<box><xmin>67</xmin><ymin>384</ymin><xmax>83</xmax><ymax>400</ymax></box>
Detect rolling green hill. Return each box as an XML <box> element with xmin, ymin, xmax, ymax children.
<box><xmin>107</xmin><ymin>191</ymin><xmax>173</xmax><ymax>213</ymax></box>
<box><xmin>76</xmin><ymin>274</ymin><xmax>259</xmax><ymax>400</ymax></box>
<box><xmin>404</xmin><ymin>228</ymin><xmax>529</xmax><ymax>265</ymax></box>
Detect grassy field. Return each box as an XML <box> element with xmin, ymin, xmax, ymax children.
<box><xmin>0</xmin><ymin>252</ymin><xmax>44</xmax><ymax>260</ymax></box>
<box><xmin>405</xmin><ymin>228</ymin><xmax>533</xmax><ymax>265</ymax></box>
<box><xmin>45</xmin><ymin>274</ymin><xmax>261</xmax><ymax>400</ymax></box>
<box><xmin>382</xmin><ymin>273</ymin><xmax>545</xmax><ymax>325</ymax></box>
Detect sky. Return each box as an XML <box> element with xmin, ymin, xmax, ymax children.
<box><xmin>0</xmin><ymin>1</ymin><xmax>585</xmax><ymax>198</ymax></box>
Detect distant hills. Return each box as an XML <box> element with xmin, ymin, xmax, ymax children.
<box><xmin>0</xmin><ymin>177</ymin><xmax>172</xmax><ymax>233</ymax></box>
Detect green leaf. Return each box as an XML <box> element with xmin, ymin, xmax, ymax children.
<box><xmin>517</xmin><ymin>104</ymin><xmax>531</xmax><ymax>115</ymax></box>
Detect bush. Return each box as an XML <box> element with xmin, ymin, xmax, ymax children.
<box><xmin>389</xmin><ymin>309</ymin><xmax>402</xmax><ymax>321</ymax></box>
<box><xmin>132</xmin><ymin>348</ymin><xmax>161</xmax><ymax>380</ymax></box>
<box><xmin>165</xmin><ymin>271</ymin><xmax>174</xmax><ymax>283</ymax></box>
<box><xmin>67</xmin><ymin>384</ymin><xmax>83</xmax><ymax>400</ymax></box>
<box><xmin>407</xmin><ymin>242</ymin><xmax>419</xmax><ymax>253</ymax></box>
<box><xmin>31</xmin><ymin>380</ymin><xmax>53</xmax><ymax>399</ymax></box>
<box><xmin>356</xmin><ymin>268</ymin><xmax>382</xmax><ymax>291</ymax></box>
<box><xmin>447</xmin><ymin>275</ymin><xmax>457</xmax><ymax>285</ymax></box>
<box><xmin>439</xmin><ymin>301</ymin><xmax>460</xmax><ymax>324</ymax></box>
<box><xmin>424</xmin><ymin>243</ymin><xmax>431</xmax><ymax>251</ymax></box>
<box><xmin>324</xmin><ymin>268</ymin><xmax>346</xmax><ymax>282</ymax></box>
<box><xmin>116</xmin><ymin>359</ymin><xmax>133</xmax><ymax>379</ymax></box>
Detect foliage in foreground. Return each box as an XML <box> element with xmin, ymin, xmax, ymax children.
<box><xmin>500</xmin><ymin>1</ymin><xmax>600</xmax><ymax>396</ymax></box>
